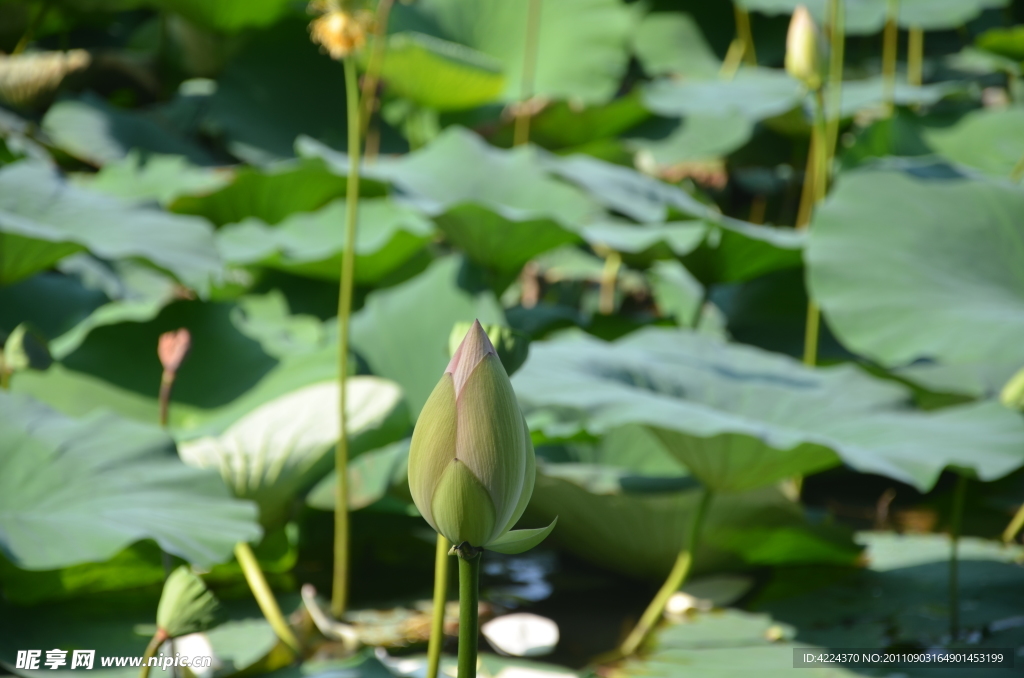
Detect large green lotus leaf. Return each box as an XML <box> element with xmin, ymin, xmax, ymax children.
<box><xmin>527</xmin><ymin>467</ymin><xmax>859</xmax><ymax>581</ymax></box>
<box><xmin>228</xmin><ymin>291</ymin><xmax>330</xmax><ymax>360</ymax></box>
<box><xmin>414</xmin><ymin>0</ymin><xmax>633</xmax><ymax>104</ymax></box>
<box><xmin>82</xmin><ymin>153</ymin><xmax>232</xmax><ymax>206</ymax></box>
<box><xmin>307</xmin><ymin>438</ymin><xmax>412</xmax><ymax>511</ymax></box>
<box><xmin>218</xmin><ymin>198</ymin><xmax>434</xmax><ymax>283</ymax></box>
<box><xmin>41</xmin><ymin>94</ymin><xmax>214</xmax><ymax>167</ymax></box>
<box><xmin>206</xmin><ymin>19</ymin><xmax>350</xmax><ymax>161</ymax></box>
<box><xmin>759</xmin><ymin>532</ymin><xmax>1024</xmax><ymax>652</ymax></box>
<box><xmin>171</xmin><ymin>158</ymin><xmax>382</xmax><ymax>227</ymax></box>
<box><xmin>149</xmin><ymin>0</ymin><xmax>294</xmax><ymax>32</ymax></box>
<box><xmin>581</xmin><ymin>221</ymin><xmax>707</xmax><ymax>263</ymax></box>
<box><xmin>0</xmin><ymin>592</ymin><xmax>294</xmax><ymax>678</ymax></box>
<box><xmin>0</xmin><ymin>392</ymin><xmax>260</xmax><ymax>570</ymax></box>
<box><xmin>834</xmin><ymin>77</ymin><xmax>957</xmax><ymax>119</ymax></box>
<box><xmin>687</xmin><ymin>219</ymin><xmax>805</xmax><ymax>283</ymax></box>
<box><xmin>806</xmin><ymin>168</ymin><xmax>1024</xmax><ymax>393</ymax></box>
<box><xmin>631</xmin><ymin>111</ymin><xmax>754</xmax><ymax>165</ymax></box>
<box><xmin>925</xmin><ymin>107</ymin><xmax>1024</xmax><ymax>178</ymax></box>
<box><xmin>514</xmin><ymin>328</ymin><xmax>1024</xmax><ymax>492</ymax></box>
<box><xmin>373</xmin><ymin>128</ymin><xmax>596</xmax><ymax>272</ymax></box>
<box><xmin>0</xmin><ymin>162</ymin><xmax>220</xmax><ymax>291</ymax></box>
<box><xmin>977</xmin><ymin>25</ymin><xmax>1024</xmax><ymax>61</ymax></box>
<box><xmin>632</xmin><ymin>11</ymin><xmax>720</xmax><ymax>79</ymax></box>
<box><xmin>647</xmin><ymin>259</ymin><xmax>706</xmax><ymax>328</ymax></box>
<box><xmin>372</xmin><ymin>32</ymin><xmax>504</xmax><ymax>111</ymax></box>
<box><xmin>737</xmin><ymin>0</ymin><xmax>1006</xmax><ymax>33</ymax></box>
<box><xmin>178</xmin><ymin>378</ymin><xmax>405</xmax><ymax>530</ymax></box>
<box><xmin>515</xmin><ymin>91</ymin><xmax>650</xmax><ymax>150</ymax></box>
<box><xmin>350</xmin><ymin>256</ymin><xmax>505</xmax><ymax>416</ymax></box>
<box><xmin>642</xmin><ymin>68</ymin><xmax>804</xmax><ymax>122</ymax></box>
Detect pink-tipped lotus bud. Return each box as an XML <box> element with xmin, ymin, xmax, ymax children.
<box><xmin>158</xmin><ymin>328</ymin><xmax>191</xmax><ymax>375</ymax></box>
<box><xmin>408</xmin><ymin>320</ymin><xmax>555</xmax><ymax>553</ymax></box>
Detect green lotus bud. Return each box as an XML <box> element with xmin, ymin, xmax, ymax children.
<box><xmin>448</xmin><ymin>321</ymin><xmax>531</xmax><ymax>377</ymax></box>
<box><xmin>409</xmin><ymin>320</ymin><xmax>555</xmax><ymax>554</ymax></box>
<box><xmin>786</xmin><ymin>5</ymin><xmax>826</xmax><ymax>91</ymax></box>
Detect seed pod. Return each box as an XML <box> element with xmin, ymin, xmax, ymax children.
<box><xmin>409</xmin><ymin>320</ymin><xmax>555</xmax><ymax>553</ymax></box>
<box><xmin>786</xmin><ymin>5</ymin><xmax>826</xmax><ymax>91</ymax></box>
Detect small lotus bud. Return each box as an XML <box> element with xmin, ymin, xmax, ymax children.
<box><xmin>786</xmin><ymin>5</ymin><xmax>826</xmax><ymax>91</ymax></box>
<box><xmin>409</xmin><ymin>320</ymin><xmax>555</xmax><ymax>554</ymax></box>
<box><xmin>158</xmin><ymin>328</ymin><xmax>191</xmax><ymax>375</ymax></box>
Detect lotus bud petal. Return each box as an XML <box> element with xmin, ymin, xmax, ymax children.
<box><xmin>409</xmin><ymin>320</ymin><xmax>554</xmax><ymax>551</ymax></box>
<box><xmin>786</xmin><ymin>5</ymin><xmax>826</xmax><ymax>91</ymax></box>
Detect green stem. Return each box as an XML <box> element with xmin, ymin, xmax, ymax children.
<box><xmin>359</xmin><ymin>0</ymin><xmax>395</xmax><ymax>160</ymax></box>
<box><xmin>457</xmin><ymin>548</ymin><xmax>481</xmax><ymax>678</ymax></box>
<box><xmin>733</xmin><ymin>5</ymin><xmax>757</xmax><ymax>65</ymax></box>
<box><xmin>908</xmin><ymin>25</ymin><xmax>923</xmax><ymax>87</ymax></box>
<box><xmin>12</xmin><ymin>0</ymin><xmax>53</xmax><ymax>55</ymax></box>
<box><xmin>801</xmin><ymin>90</ymin><xmax>829</xmax><ymax>368</ymax></box>
<box><xmin>599</xmin><ymin>251</ymin><xmax>622</xmax><ymax>315</ymax></box>
<box><xmin>620</xmin><ymin>487</ymin><xmax>713</xmax><ymax>656</ymax></box>
<box><xmin>949</xmin><ymin>474</ymin><xmax>968</xmax><ymax>641</ymax></box>
<box><xmin>426</xmin><ymin>534</ymin><xmax>451</xmax><ymax>678</ymax></box>
<box><xmin>138</xmin><ymin>629</ymin><xmax>168</xmax><ymax>678</ymax></box>
<box><xmin>235</xmin><ymin>542</ymin><xmax>301</xmax><ymax>655</ymax></box>
<box><xmin>1003</xmin><ymin>502</ymin><xmax>1024</xmax><ymax>544</ymax></box>
<box><xmin>825</xmin><ymin>0</ymin><xmax>846</xmax><ymax>166</ymax></box>
<box><xmin>158</xmin><ymin>372</ymin><xmax>174</xmax><ymax>428</ymax></box>
<box><xmin>332</xmin><ymin>55</ymin><xmax>362</xmax><ymax>620</ymax></box>
<box><xmin>0</xmin><ymin>368</ymin><xmax>9</xmax><ymax>390</ymax></box>
<box><xmin>513</xmin><ymin>0</ymin><xmax>543</xmax><ymax>146</ymax></box>
<box><xmin>1011</xmin><ymin>153</ymin><xmax>1024</xmax><ymax>183</ymax></box>
<box><xmin>881</xmin><ymin>0</ymin><xmax>900</xmax><ymax>116</ymax></box>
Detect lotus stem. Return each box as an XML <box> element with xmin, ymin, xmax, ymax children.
<box><xmin>599</xmin><ymin>251</ymin><xmax>622</xmax><ymax>315</ymax></box>
<box><xmin>719</xmin><ymin>39</ymin><xmax>746</xmax><ymax>80</ymax></box>
<box><xmin>1003</xmin><ymin>502</ymin><xmax>1024</xmax><ymax>544</ymax></box>
<box><xmin>513</xmin><ymin>0</ymin><xmax>543</xmax><ymax>146</ymax></box>
<box><xmin>158</xmin><ymin>372</ymin><xmax>175</xmax><ymax>428</ymax></box>
<box><xmin>332</xmin><ymin>55</ymin><xmax>362</xmax><ymax>620</ymax></box>
<box><xmin>733</xmin><ymin>5</ymin><xmax>757</xmax><ymax>65</ymax></box>
<box><xmin>949</xmin><ymin>473</ymin><xmax>968</xmax><ymax>640</ymax></box>
<box><xmin>426</xmin><ymin>534</ymin><xmax>451</xmax><ymax>678</ymax></box>
<box><xmin>825</xmin><ymin>0</ymin><xmax>846</xmax><ymax>167</ymax></box>
<box><xmin>882</xmin><ymin>0</ymin><xmax>900</xmax><ymax>115</ymax></box>
<box><xmin>620</xmin><ymin>487</ymin><xmax>713</xmax><ymax>656</ymax></box>
<box><xmin>234</xmin><ymin>542</ymin><xmax>301</xmax><ymax>655</ymax></box>
<box><xmin>360</xmin><ymin>0</ymin><xmax>395</xmax><ymax>162</ymax></box>
<box><xmin>908</xmin><ymin>25</ymin><xmax>923</xmax><ymax>87</ymax></box>
<box><xmin>138</xmin><ymin>629</ymin><xmax>168</xmax><ymax>678</ymax></box>
<box><xmin>456</xmin><ymin>546</ymin><xmax>482</xmax><ymax>678</ymax></box>
<box><xmin>801</xmin><ymin>90</ymin><xmax>829</xmax><ymax>367</ymax></box>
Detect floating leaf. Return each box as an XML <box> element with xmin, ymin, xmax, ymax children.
<box><xmin>42</xmin><ymin>93</ymin><xmax>213</xmax><ymax>167</ymax></box>
<box><xmin>350</xmin><ymin>256</ymin><xmax>505</xmax><ymax>416</ymax></box>
<box><xmin>807</xmin><ymin>167</ymin><xmax>1024</xmax><ymax>394</ymax></box>
<box><xmin>0</xmin><ymin>162</ymin><xmax>221</xmax><ymax>291</ymax></box>
<box><xmin>925</xmin><ymin>107</ymin><xmax>1024</xmax><ymax>178</ymax></box>
<box><xmin>631</xmin><ymin>11</ymin><xmax>720</xmax><ymax>79</ymax></box>
<box><xmin>413</xmin><ymin>0</ymin><xmax>634</xmax><ymax>104</ymax></box>
<box><xmin>218</xmin><ymin>198</ymin><xmax>434</xmax><ymax>284</ymax></box>
<box><xmin>178</xmin><ymin>378</ymin><xmax>406</xmax><ymax>530</ymax></box>
<box><xmin>372</xmin><ymin>32</ymin><xmax>504</xmax><ymax>110</ymax></box>
<box><xmin>515</xmin><ymin>328</ymin><xmax>1024</xmax><ymax>492</ymax></box>
<box><xmin>0</xmin><ymin>392</ymin><xmax>260</xmax><ymax>570</ymax></box>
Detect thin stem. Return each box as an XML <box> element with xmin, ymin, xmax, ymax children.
<box><xmin>138</xmin><ymin>629</ymin><xmax>168</xmax><ymax>678</ymax></box>
<box><xmin>1002</xmin><ymin>502</ymin><xmax>1024</xmax><ymax>544</ymax></box>
<box><xmin>802</xmin><ymin>89</ymin><xmax>829</xmax><ymax>368</ymax></box>
<box><xmin>825</xmin><ymin>0</ymin><xmax>846</xmax><ymax>166</ymax></box>
<box><xmin>235</xmin><ymin>542</ymin><xmax>301</xmax><ymax>655</ymax></box>
<box><xmin>332</xmin><ymin>55</ymin><xmax>363</xmax><ymax>620</ymax></box>
<box><xmin>620</xmin><ymin>487</ymin><xmax>713</xmax><ymax>656</ymax></box>
<box><xmin>359</xmin><ymin>0</ymin><xmax>395</xmax><ymax>161</ymax></box>
<box><xmin>881</xmin><ymin>0</ymin><xmax>900</xmax><ymax>116</ymax></box>
<box><xmin>599</xmin><ymin>251</ymin><xmax>622</xmax><ymax>315</ymax></box>
<box><xmin>719</xmin><ymin>39</ymin><xmax>746</xmax><ymax>80</ymax></box>
<box><xmin>513</xmin><ymin>0</ymin><xmax>543</xmax><ymax>146</ymax></box>
<box><xmin>158</xmin><ymin>372</ymin><xmax>174</xmax><ymax>428</ymax></box>
<box><xmin>13</xmin><ymin>0</ymin><xmax>53</xmax><ymax>55</ymax></box>
<box><xmin>426</xmin><ymin>534</ymin><xmax>451</xmax><ymax>678</ymax></box>
<box><xmin>733</xmin><ymin>5</ymin><xmax>757</xmax><ymax>65</ymax></box>
<box><xmin>0</xmin><ymin>368</ymin><xmax>9</xmax><ymax>390</ymax></box>
<box><xmin>949</xmin><ymin>474</ymin><xmax>968</xmax><ymax>641</ymax></box>
<box><xmin>908</xmin><ymin>26</ymin><xmax>923</xmax><ymax>87</ymax></box>
<box><xmin>457</xmin><ymin>549</ymin><xmax>482</xmax><ymax>678</ymax></box>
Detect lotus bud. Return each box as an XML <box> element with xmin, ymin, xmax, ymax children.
<box><xmin>786</xmin><ymin>5</ymin><xmax>826</xmax><ymax>91</ymax></box>
<box><xmin>409</xmin><ymin>320</ymin><xmax>555</xmax><ymax>554</ymax></box>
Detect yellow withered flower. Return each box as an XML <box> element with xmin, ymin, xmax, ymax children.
<box><xmin>308</xmin><ymin>1</ymin><xmax>373</xmax><ymax>60</ymax></box>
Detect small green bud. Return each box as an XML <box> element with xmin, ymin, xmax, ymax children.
<box><xmin>409</xmin><ymin>320</ymin><xmax>555</xmax><ymax>553</ymax></box>
<box><xmin>785</xmin><ymin>5</ymin><xmax>826</xmax><ymax>91</ymax></box>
